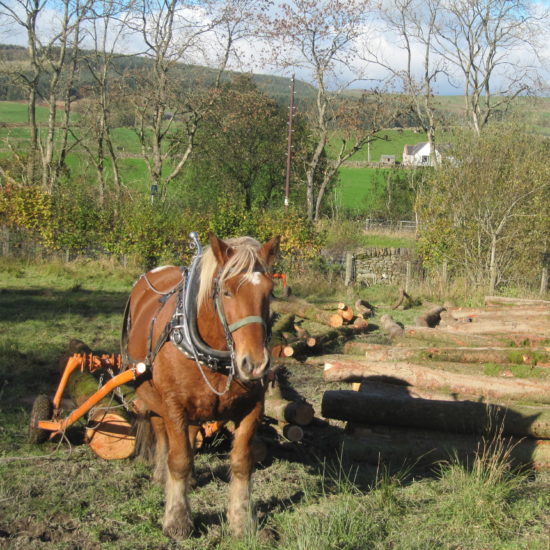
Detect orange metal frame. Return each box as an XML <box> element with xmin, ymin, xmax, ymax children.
<box><xmin>272</xmin><ymin>273</ymin><xmax>287</xmax><ymax>288</ymax></box>
<box><xmin>38</xmin><ymin>354</ymin><xmax>145</xmax><ymax>435</ymax></box>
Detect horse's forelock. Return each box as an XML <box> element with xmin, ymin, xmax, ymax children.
<box><xmin>197</xmin><ymin>237</ymin><xmax>265</xmax><ymax>308</ymax></box>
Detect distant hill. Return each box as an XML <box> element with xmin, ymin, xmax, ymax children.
<box><xmin>0</xmin><ymin>43</ymin><xmax>316</xmax><ymax>107</ymax></box>
<box><xmin>2</xmin><ymin>43</ymin><xmax>549</xmax><ymax>134</ymax></box>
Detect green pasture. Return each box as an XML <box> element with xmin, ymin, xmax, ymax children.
<box><xmin>335</xmin><ymin>166</ymin><xmax>386</xmax><ymax>212</ymax></box>
<box><xmin>0</xmin><ymin>100</ymin><xmax>49</xmax><ymax>123</ymax></box>
<box><xmin>327</xmin><ymin>128</ymin><xmax>426</xmax><ymax>163</ymax></box>
<box><xmin>0</xmin><ymin>259</ymin><xmax>549</xmax><ymax>549</ymax></box>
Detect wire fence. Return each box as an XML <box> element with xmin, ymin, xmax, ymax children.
<box><xmin>364</xmin><ymin>219</ymin><xmax>417</xmax><ymax>232</ymax></box>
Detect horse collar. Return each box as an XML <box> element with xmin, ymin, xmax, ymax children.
<box><xmin>168</xmin><ymin>258</ymin><xmax>267</xmax><ymax>378</ymax></box>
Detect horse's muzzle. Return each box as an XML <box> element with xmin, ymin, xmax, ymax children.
<box><xmin>235</xmin><ymin>349</ymin><xmax>271</xmax><ymax>381</ymax></box>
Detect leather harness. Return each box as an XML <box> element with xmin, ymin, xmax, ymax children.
<box><xmin>121</xmin><ymin>233</ymin><xmax>268</xmax><ymax>378</ymax></box>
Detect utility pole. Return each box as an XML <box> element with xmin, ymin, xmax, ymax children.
<box><xmin>284</xmin><ymin>74</ymin><xmax>295</xmax><ymax>211</ymax></box>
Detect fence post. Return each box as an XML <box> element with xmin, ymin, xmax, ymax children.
<box><xmin>541</xmin><ymin>267</ymin><xmax>549</xmax><ymax>296</ymax></box>
<box><xmin>345</xmin><ymin>252</ymin><xmax>355</xmax><ymax>286</ymax></box>
<box><xmin>1</xmin><ymin>226</ymin><xmax>9</xmax><ymax>257</ymax></box>
<box><xmin>442</xmin><ymin>261</ymin><xmax>448</xmax><ymax>288</ymax></box>
<box><xmin>405</xmin><ymin>261</ymin><xmax>411</xmax><ymax>292</ymax></box>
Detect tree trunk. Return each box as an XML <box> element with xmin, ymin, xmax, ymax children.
<box><xmin>264</xmin><ymin>396</ymin><xmax>314</xmax><ymax>426</ymax></box>
<box><xmin>271</xmin><ymin>298</ymin><xmax>348</xmax><ymax>327</ymax></box>
<box><xmin>322</xmin><ymin>358</ymin><xmax>550</xmax><ymax>403</ymax></box>
<box><xmin>484</xmin><ymin>296</ymin><xmax>550</xmax><ymax>307</ymax></box>
<box><xmin>67</xmin><ymin>369</ymin><xmax>135</xmax><ymax>460</ymax></box>
<box><xmin>273</xmin><ymin>422</ymin><xmax>304</xmax><ymax>442</ymax></box>
<box><xmin>322</xmin><ymin>389</ymin><xmax>550</xmax><ymax>439</ymax></box>
<box><xmin>343</xmin><ymin>425</ymin><xmax>550</xmax><ymax>470</ymax></box>
<box><xmin>415</xmin><ymin>306</ymin><xmax>446</xmax><ymax>328</ymax></box>
<box><xmin>342</xmin><ymin>345</ymin><xmax>550</xmax><ymax>365</ymax></box>
<box><xmin>380</xmin><ymin>314</ymin><xmax>404</xmax><ymax>338</ymax></box>
<box><xmin>439</xmin><ymin>320</ymin><xmax>549</xmax><ymax>337</ymax></box>
<box><xmin>403</xmin><ymin>326</ymin><xmax>528</xmax><ymax>347</ymax></box>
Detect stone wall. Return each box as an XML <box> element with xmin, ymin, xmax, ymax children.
<box><xmin>348</xmin><ymin>247</ymin><xmax>420</xmax><ymax>286</ymax></box>
<box><xmin>352</xmin><ymin>248</ymin><xmax>420</xmax><ymax>285</ymax></box>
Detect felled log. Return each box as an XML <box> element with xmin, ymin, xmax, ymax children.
<box><xmin>351</xmin><ymin>379</ymin><xmax>469</xmax><ymax>401</ymax></box>
<box><xmin>337</xmin><ymin>304</ymin><xmax>354</xmax><ymax>322</ymax></box>
<box><xmin>355</xmin><ymin>299</ymin><xmax>375</xmax><ymax>318</ymax></box>
<box><xmin>352</xmin><ymin>317</ymin><xmax>369</xmax><ymax>329</ymax></box>
<box><xmin>271</xmin><ymin>298</ymin><xmax>345</xmax><ymax>327</ymax></box>
<box><xmin>63</xmin><ymin>341</ymin><xmax>136</xmax><ymax>460</ymax></box>
<box><xmin>380</xmin><ymin>314</ymin><xmax>404</xmax><ymax>338</ymax></box>
<box><xmin>342</xmin><ymin>346</ymin><xmax>550</xmax><ymax>365</ymax></box>
<box><xmin>282</xmin><ymin>339</ymin><xmax>317</xmax><ymax>358</ymax></box>
<box><xmin>270</xmin><ymin>344</ymin><xmax>286</xmax><ymax>358</ymax></box>
<box><xmin>85</xmin><ymin>412</ymin><xmax>136</xmax><ymax>460</ymax></box>
<box><xmin>343</xmin><ymin>425</ymin><xmax>550</xmax><ymax>470</ymax></box>
<box><xmin>441</xmin><ymin>320</ymin><xmax>550</xmax><ymax>337</ymax></box>
<box><xmin>307</xmin><ymin>324</ymin><xmax>372</xmax><ymax>352</ymax></box>
<box><xmin>392</xmin><ymin>288</ymin><xmax>413</xmax><ymax>310</ymax></box>
<box><xmin>416</xmin><ymin>306</ymin><xmax>446</xmax><ymax>328</ymax></box>
<box><xmin>343</xmin><ymin>342</ymin><xmax>392</xmax><ymax>355</ymax></box>
<box><xmin>274</xmin><ymin>422</ymin><xmax>304</xmax><ymax>442</ymax></box>
<box><xmin>322</xmin><ymin>357</ymin><xmax>550</xmax><ymax>403</ymax></box>
<box><xmin>271</xmin><ymin>313</ymin><xmax>296</xmax><ymax>337</ymax></box>
<box><xmin>69</xmin><ymin>370</ymin><xmax>136</xmax><ymax>460</ymax></box>
<box><xmin>484</xmin><ymin>296</ymin><xmax>550</xmax><ymax>308</ymax></box>
<box><xmin>264</xmin><ymin>391</ymin><xmax>314</xmax><ymax>426</ymax></box>
<box><xmin>322</xmin><ymin>389</ymin><xmax>550</xmax><ymax>439</ymax></box>
<box><xmin>294</xmin><ymin>323</ymin><xmax>316</xmax><ymax>346</ymax></box>
<box><xmin>404</xmin><ymin>327</ymin><xmax>522</xmax><ymax>347</ymax></box>
<box><xmin>329</xmin><ymin>314</ymin><xmax>345</xmax><ymax>328</ymax></box>
<box><xmin>448</xmin><ymin>307</ymin><xmax>550</xmax><ymax>320</ymax></box>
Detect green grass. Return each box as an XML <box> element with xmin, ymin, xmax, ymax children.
<box><xmin>328</xmin><ymin>129</ymin><xmax>426</xmax><ymax>163</ymax></box>
<box><xmin>335</xmin><ymin>166</ymin><xmax>387</xmax><ymax>212</ymax></box>
<box><xmin>0</xmin><ymin>101</ymin><xmax>50</xmax><ymax>123</ymax></box>
<box><xmin>0</xmin><ymin>258</ymin><xmax>549</xmax><ymax>549</ymax></box>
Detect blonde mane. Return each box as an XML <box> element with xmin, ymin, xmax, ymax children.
<box><xmin>197</xmin><ymin>237</ymin><xmax>267</xmax><ymax>308</ymax></box>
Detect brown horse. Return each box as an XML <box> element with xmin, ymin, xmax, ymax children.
<box><xmin>123</xmin><ymin>233</ymin><xmax>279</xmax><ymax>539</ymax></box>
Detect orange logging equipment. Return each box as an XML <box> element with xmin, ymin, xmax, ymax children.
<box><xmin>29</xmin><ymin>353</ymin><xmax>147</xmax><ymax>459</ymax></box>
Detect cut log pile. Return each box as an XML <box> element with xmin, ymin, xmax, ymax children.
<box><xmin>261</xmin><ymin>369</ymin><xmax>315</xmax><ymax>444</ymax></box>
<box><xmin>320</xmin><ymin>297</ymin><xmax>550</xmax><ymax>470</ymax></box>
<box><xmin>269</xmin><ymin>297</ymin><xmax>372</xmax><ymax>360</ymax></box>
<box><xmin>58</xmin><ymin>340</ymin><xmax>316</xmax><ymax>462</ymax></box>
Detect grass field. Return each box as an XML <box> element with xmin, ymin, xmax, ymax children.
<box><xmin>2</xmin><ymin>98</ymin><xmax>549</xmax><ymax>214</ymax></box>
<box><xmin>328</xmin><ymin>129</ymin><xmax>426</xmax><ymax>164</ymax></box>
<box><xmin>1</xmin><ymin>259</ymin><xmax>549</xmax><ymax>549</ymax></box>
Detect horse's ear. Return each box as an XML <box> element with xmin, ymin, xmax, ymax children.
<box><xmin>260</xmin><ymin>236</ymin><xmax>280</xmax><ymax>267</ymax></box>
<box><xmin>209</xmin><ymin>233</ymin><xmax>234</xmax><ymax>266</ymax></box>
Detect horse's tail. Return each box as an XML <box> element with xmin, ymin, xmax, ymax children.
<box><xmin>133</xmin><ymin>412</ymin><xmax>156</xmax><ymax>464</ymax></box>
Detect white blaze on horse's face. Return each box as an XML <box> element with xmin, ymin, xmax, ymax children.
<box><xmin>247</xmin><ymin>271</ymin><xmax>262</xmax><ymax>286</ymax></box>
<box><xmin>223</xmin><ymin>271</ymin><xmax>273</xmax><ymax>381</ymax></box>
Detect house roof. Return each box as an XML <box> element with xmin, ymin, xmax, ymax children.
<box><xmin>404</xmin><ymin>142</ymin><xmax>429</xmax><ymax>156</ymax></box>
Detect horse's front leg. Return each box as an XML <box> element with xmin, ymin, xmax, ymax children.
<box><xmin>162</xmin><ymin>411</ymin><xmax>194</xmax><ymax>540</ymax></box>
<box><xmin>228</xmin><ymin>400</ymin><xmax>263</xmax><ymax>537</ymax></box>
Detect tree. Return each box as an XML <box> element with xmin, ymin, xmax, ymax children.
<box><xmin>127</xmin><ymin>0</ymin><xmax>256</xmax><ymax>199</ymax></box>
<box><xmin>76</xmin><ymin>0</ymin><xmax>134</xmax><ymax>204</ymax></box>
<box><xmin>417</xmin><ymin>128</ymin><xmax>550</xmax><ymax>292</ymax></box>
<box><xmin>264</xmin><ymin>0</ymin><xmax>398</xmax><ymax>221</ymax></box>
<box><xmin>185</xmin><ymin>75</ymin><xmax>295</xmax><ymax>211</ymax></box>
<box><xmin>0</xmin><ymin>0</ymin><xmax>93</xmax><ymax>189</ymax></box>
<box><xmin>432</xmin><ymin>0</ymin><xmax>549</xmax><ymax>134</ymax></box>
<box><xmin>372</xmin><ymin>0</ymin><xmax>447</xmax><ymax>165</ymax></box>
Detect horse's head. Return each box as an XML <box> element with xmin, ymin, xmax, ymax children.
<box><xmin>206</xmin><ymin>234</ymin><xmax>280</xmax><ymax>381</ymax></box>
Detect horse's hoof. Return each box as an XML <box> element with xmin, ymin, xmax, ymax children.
<box><xmin>162</xmin><ymin>519</ymin><xmax>193</xmax><ymax>541</ymax></box>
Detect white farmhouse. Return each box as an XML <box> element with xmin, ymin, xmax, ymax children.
<box><xmin>402</xmin><ymin>142</ymin><xmax>441</xmax><ymax>167</ymax></box>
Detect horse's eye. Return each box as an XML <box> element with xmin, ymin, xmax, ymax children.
<box><xmin>223</xmin><ymin>289</ymin><xmax>232</xmax><ymax>298</ymax></box>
